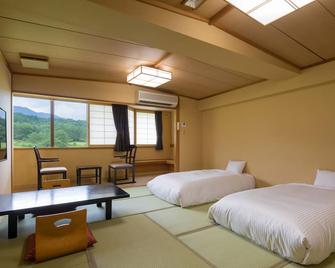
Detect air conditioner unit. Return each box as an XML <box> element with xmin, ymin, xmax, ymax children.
<box><xmin>137</xmin><ymin>90</ymin><xmax>178</xmax><ymax>108</ymax></box>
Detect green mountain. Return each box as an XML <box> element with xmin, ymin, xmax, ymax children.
<box><xmin>14</xmin><ymin>108</ymin><xmax>87</xmax><ymax>148</ymax></box>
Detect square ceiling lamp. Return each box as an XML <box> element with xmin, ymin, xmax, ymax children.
<box><xmin>183</xmin><ymin>0</ymin><xmax>205</xmax><ymax>9</ymax></box>
<box><xmin>225</xmin><ymin>0</ymin><xmax>316</xmax><ymax>25</ymax></box>
<box><xmin>127</xmin><ymin>66</ymin><xmax>172</xmax><ymax>88</ymax></box>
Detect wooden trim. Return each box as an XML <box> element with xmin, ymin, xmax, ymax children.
<box><xmin>154</xmin><ymin>52</ymin><xmax>172</xmax><ymax>68</ymax></box>
<box><xmin>87</xmin><ymin>103</ymin><xmax>90</xmax><ymax>147</ymax></box>
<box><xmin>175</xmin><ymin>108</ymin><xmax>180</xmax><ymax>172</ymax></box>
<box><xmin>198</xmin><ymin>80</ymin><xmax>265</xmax><ymax>100</ymax></box>
<box><xmin>301</xmin><ymin>56</ymin><xmax>335</xmax><ymax>70</ymax></box>
<box><xmin>209</xmin><ymin>5</ymin><xmax>233</xmax><ymax>25</ymax></box>
<box><xmin>50</xmin><ymin>100</ymin><xmax>55</xmax><ymax>147</ymax></box>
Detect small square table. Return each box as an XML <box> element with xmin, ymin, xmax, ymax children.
<box><xmin>76</xmin><ymin>165</ymin><xmax>102</xmax><ymax>186</ymax></box>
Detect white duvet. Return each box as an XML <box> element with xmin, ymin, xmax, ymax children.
<box><xmin>147</xmin><ymin>169</ymin><xmax>255</xmax><ymax>207</ymax></box>
<box><xmin>209</xmin><ymin>183</ymin><xmax>335</xmax><ymax>265</ymax></box>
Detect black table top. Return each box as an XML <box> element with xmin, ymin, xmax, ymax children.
<box><xmin>0</xmin><ymin>183</ymin><xmax>129</xmax><ymax>215</ymax></box>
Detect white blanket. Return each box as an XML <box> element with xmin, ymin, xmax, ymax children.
<box><xmin>208</xmin><ymin>183</ymin><xmax>335</xmax><ymax>265</ymax></box>
<box><xmin>147</xmin><ymin>169</ymin><xmax>255</xmax><ymax>207</ymax></box>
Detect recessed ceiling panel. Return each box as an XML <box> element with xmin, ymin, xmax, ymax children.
<box><xmin>273</xmin><ymin>1</ymin><xmax>335</xmax><ymax>60</ymax></box>
<box><xmin>214</xmin><ymin>7</ymin><xmax>323</xmax><ymax>67</ymax></box>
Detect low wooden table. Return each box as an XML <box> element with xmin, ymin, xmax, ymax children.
<box><xmin>0</xmin><ymin>183</ymin><xmax>129</xmax><ymax>239</ymax></box>
<box><xmin>76</xmin><ymin>165</ymin><xmax>102</xmax><ymax>185</ymax></box>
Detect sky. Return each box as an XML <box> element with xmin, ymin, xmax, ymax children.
<box><xmin>13</xmin><ymin>96</ymin><xmax>87</xmax><ymax>120</ymax></box>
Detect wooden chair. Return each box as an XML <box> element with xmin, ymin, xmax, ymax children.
<box><xmin>33</xmin><ymin>146</ymin><xmax>68</xmax><ymax>190</ymax></box>
<box><xmin>109</xmin><ymin>145</ymin><xmax>137</xmax><ymax>185</ymax></box>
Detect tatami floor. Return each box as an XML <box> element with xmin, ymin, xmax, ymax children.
<box><xmin>0</xmin><ymin>186</ymin><xmax>334</xmax><ymax>268</ymax></box>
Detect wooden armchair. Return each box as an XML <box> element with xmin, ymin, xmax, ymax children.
<box><xmin>33</xmin><ymin>146</ymin><xmax>68</xmax><ymax>190</ymax></box>
<box><xmin>109</xmin><ymin>145</ymin><xmax>137</xmax><ymax>185</ymax></box>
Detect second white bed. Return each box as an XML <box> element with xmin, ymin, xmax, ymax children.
<box><xmin>147</xmin><ymin>169</ymin><xmax>255</xmax><ymax>207</ymax></box>
<box><xmin>209</xmin><ymin>183</ymin><xmax>335</xmax><ymax>265</ymax></box>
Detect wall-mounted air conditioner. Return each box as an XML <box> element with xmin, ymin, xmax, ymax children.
<box><xmin>137</xmin><ymin>90</ymin><xmax>178</xmax><ymax>108</ymax></box>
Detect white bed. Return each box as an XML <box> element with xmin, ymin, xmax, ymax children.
<box><xmin>147</xmin><ymin>169</ymin><xmax>255</xmax><ymax>207</ymax></box>
<box><xmin>208</xmin><ymin>183</ymin><xmax>335</xmax><ymax>265</ymax></box>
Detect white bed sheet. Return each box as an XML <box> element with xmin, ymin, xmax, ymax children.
<box><xmin>208</xmin><ymin>183</ymin><xmax>335</xmax><ymax>265</ymax></box>
<box><xmin>147</xmin><ymin>169</ymin><xmax>255</xmax><ymax>207</ymax></box>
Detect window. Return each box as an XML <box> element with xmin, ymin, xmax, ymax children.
<box><xmin>13</xmin><ymin>94</ymin><xmax>161</xmax><ymax>148</ymax></box>
<box><xmin>13</xmin><ymin>96</ymin><xmax>51</xmax><ymax>148</ymax></box>
<box><xmin>54</xmin><ymin>101</ymin><xmax>87</xmax><ymax>147</ymax></box>
<box><xmin>136</xmin><ymin>111</ymin><xmax>157</xmax><ymax>145</ymax></box>
<box><xmin>89</xmin><ymin>104</ymin><xmax>116</xmax><ymax>145</ymax></box>
<box><xmin>128</xmin><ymin>109</ymin><xmax>134</xmax><ymax>145</ymax></box>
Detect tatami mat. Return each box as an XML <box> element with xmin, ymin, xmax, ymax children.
<box><xmin>120</xmin><ymin>185</ymin><xmax>152</xmax><ymax>198</ymax></box>
<box><xmin>146</xmin><ymin>203</ymin><xmax>214</xmax><ymax>236</ymax></box>
<box><xmin>0</xmin><ymin>186</ymin><xmax>333</xmax><ymax>267</ymax></box>
<box><xmin>79</xmin><ymin>194</ymin><xmax>174</xmax><ymax>223</ymax></box>
<box><xmin>283</xmin><ymin>255</ymin><xmax>335</xmax><ymax>268</ymax></box>
<box><xmin>179</xmin><ymin>225</ymin><xmax>288</xmax><ymax>268</ymax></box>
<box><xmin>112</xmin><ymin>195</ymin><xmax>174</xmax><ymax>218</ymax></box>
<box><xmin>88</xmin><ymin>214</ymin><xmax>212</xmax><ymax>268</ymax></box>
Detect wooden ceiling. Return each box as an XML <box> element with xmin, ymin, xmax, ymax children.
<box><xmin>0</xmin><ymin>0</ymin><xmax>333</xmax><ymax>99</ymax></box>
<box><xmin>153</xmin><ymin>0</ymin><xmax>335</xmax><ymax>68</ymax></box>
<box><xmin>0</xmin><ymin>14</ymin><xmax>260</xmax><ymax>100</ymax></box>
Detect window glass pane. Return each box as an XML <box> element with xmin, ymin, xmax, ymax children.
<box><xmin>136</xmin><ymin>111</ymin><xmax>157</xmax><ymax>145</ymax></box>
<box><xmin>54</xmin><ymin>101</ymin><xmax>87</xmax><ymax>147</ymax></box>
<box><xmin>89</xmin><ymin>104</ymin><xmax>116</xmax><ymax>145</ymax></box>
<box><xmin>13</xmin><ymin>96</ymin><xmax>51</xmax><ymax>148</ymax></box>
<box><xmin>128</xmin><ymin>109</ymin><xmax>134</xmax><ymax>145</ymax></box>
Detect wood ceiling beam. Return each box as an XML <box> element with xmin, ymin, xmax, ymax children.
<box><xmin>154</xmin><ymin>52</ymin><xmax>172</xmax><ymax>67</ymax></box>
<box><xmin>209</xmin><ymin>5</ymin><xmax>233</xmax><ymax>25</ymax></box>
<box><xmin>0</xmin><ymin>0</ymin><xmax>300</xmax><ymax>80</ymax></box>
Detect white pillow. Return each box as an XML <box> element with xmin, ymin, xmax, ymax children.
<box><xmin>314</xmin><ymin>169</ymin><xmax>335</xmax><ymax>187</ymax></box>
<box><xmin>226</xmin><ymin>160</ymin><xmax>246</xmax><ymax>174</ymax></box>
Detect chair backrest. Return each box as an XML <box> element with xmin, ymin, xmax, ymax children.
<box><xmin>125</xmin><ymin>145</ymin><xmax>137</xmax><ymax>165</ymax></box>
<box><xmin>33</xmin><ymin>146</ymin><xmax>42</xmax><ymax>170</ymax></box>
<box><xmin>35</xmin><ymin>209</ymin><xmax>87</xmax><ymax>262</ymax></box>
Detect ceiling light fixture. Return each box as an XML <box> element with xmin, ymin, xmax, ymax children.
<box><xmin>127</xmin><ymin>66</ymin><xmax>172</xmax><ymax>88</ymax></box>
<box><xmin>226</xmin><ymin>0</ymin><xmax>315</xmax><ymax>25</ymax></box>
<box><xmin>183</xmin><ymin>0</ymin><xmax>205</xmax><ymax>9</ymax></box>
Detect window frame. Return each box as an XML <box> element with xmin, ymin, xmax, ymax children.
<box><xmin>53</xmin><ymin>99</ymin><xmax>89</xmax><ymax>148</ymax></box>
<box><xmin>88</xmin><ymin>103</ymin><xmax>117</xmax><ymax>147</ymax></box>
<box><xmin>134</xmin><ymin>109</ymin><xmax>157</xmax><ymax>146</ymax></box>
<box><xmin>13</xmin><ymin>93</ymin><xmax>159</xmax><ymax>149</ymax></box>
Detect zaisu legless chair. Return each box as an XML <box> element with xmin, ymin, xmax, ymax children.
<box><xmin>33</xmin><ymin>146</ymin><xmax>69</xmax><ymax>190</ymax></box>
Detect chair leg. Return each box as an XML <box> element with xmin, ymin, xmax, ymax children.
<box><xmin>108</xmin><ymin>166</ymin><xmax>111</xmax><ymax>182</ymax></box>
<box><xmin>38</xmin><ymin>174</ymin><xmax>42</xmax><ymax>190</ymax></box>
<box><xmin>114</xmin><ymin>169</ymin><xmax>117</xmax><ymax>184</ymax></box>
<box><xmin>132</xmin><ymin>166</ymin><xmax>136</xmax><ymax>183</ymax></box>
<box><xmin>63</xmin><ymin>171</ymin><xmax>67</xmax><ymax>179</ymax></box>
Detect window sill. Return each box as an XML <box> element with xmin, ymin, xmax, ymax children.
<box><xmin>13</xmin><ymin>145</ymin><xmax>158</xmax><ymax>150</ymax></box>
<box><xmin>14</xmin><ymin>146</ymin><xmax>114</xmax><ymax>150</ymax></box>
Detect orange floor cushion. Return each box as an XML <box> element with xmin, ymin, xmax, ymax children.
<box><xmin>23</xmin><ymin>210</ymin><xmax>97</xmax><ymax>262</ymax></box>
